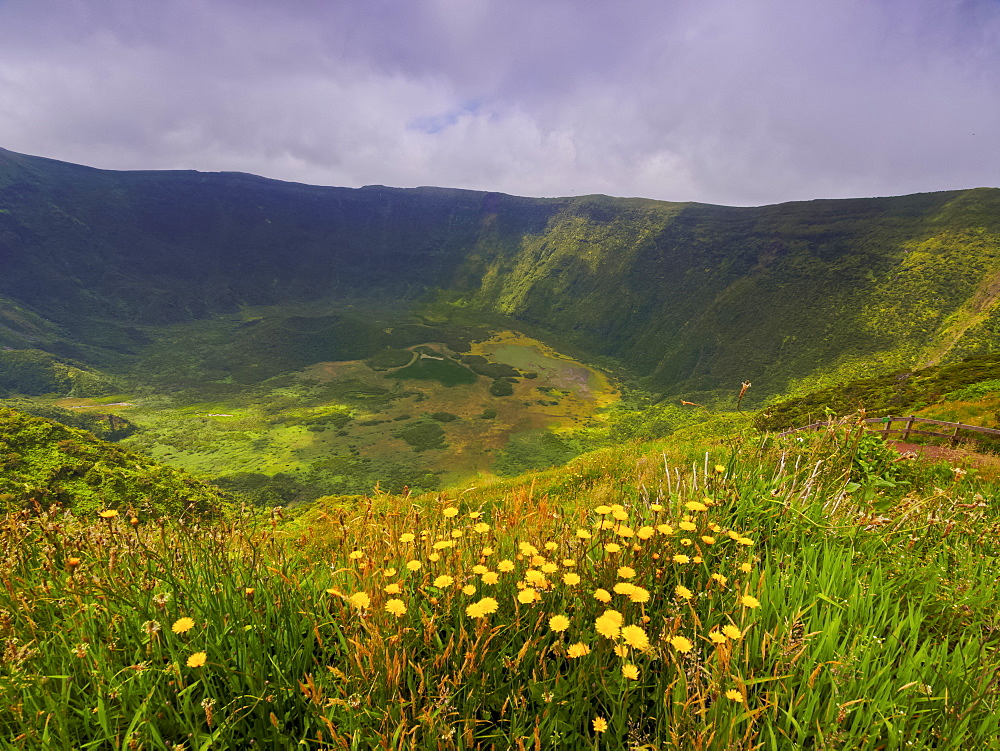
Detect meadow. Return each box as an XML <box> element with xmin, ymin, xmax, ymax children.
<box><xmin>3</xmin><ymin>422</ymin><xmax>999</xmax><ymax>749</ymax></box>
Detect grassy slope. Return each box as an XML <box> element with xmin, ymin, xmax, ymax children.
<box><xmin>4</xmin><ymin>422</ymin><xmax>998</xmax><ymax>748</ymax></box>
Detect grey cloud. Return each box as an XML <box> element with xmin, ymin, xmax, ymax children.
<box><xmin>0</xmin><ymin>0</ymin><xmax>997</xmax><ymax>205</ymax></box>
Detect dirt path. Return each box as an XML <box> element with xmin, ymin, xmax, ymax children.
<box><xmin>888</xmin><ymin>440</ymin><xmax>1000</xmax><ymax>471</ymax></box>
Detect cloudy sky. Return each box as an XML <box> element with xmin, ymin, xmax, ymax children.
<box><xmin>0</xmin><ymin>0</ymin><xmax>997</xmax><ymax>206</ymax></box>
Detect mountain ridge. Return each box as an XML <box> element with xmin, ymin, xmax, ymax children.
<box><xmin>2</xmin><ymin>147</ymin><xmax>1000</xmax><ymax>402</ymax></box>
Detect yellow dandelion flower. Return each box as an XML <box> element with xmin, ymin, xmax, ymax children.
<box><xmin>711</xmin><ymin>573</ymin><xmax>728</xmax><ymax>586</ymax></box>
<box><xmin>725</xmin><ymin>689</ymin><xmax>743</xmax><ymax>702</ymax></box>
<box><xmin>544</xmin><ymin>542</ymin><xmax>558</xmax><ymax>551</ymax></box>
<box><xmin>622</xmin><ymin>663</ymin><xmax>640</xmax><ymax>680</ymax></box>
<box><xmin>98</xmin><ymin>509</ymin><xmax>118</xmax><ymax>519</ymax></box>
<box><xmin>611</xmin><ymin>508</ymin><xmax>628</xmax><ymax>522</ymax></box>
<box><xmin>629</xmin><ymin>586</ymin><xmax>650</xmax><ymax>604</ymax></box>
<box><xmin>740</xmin><ymin>595</ymin><xmax>760</xmax><ymax>609</ymax></box>
<box><xmin>433</xmin><ymin>575</ymin><xmax>454</xmax><ymax>588</ymax></box>
<box><xmin>679</xmin><ymin>521</ymin><xmax>697</xmax><ymax>532</ymax></box>
<box><xmin>567</xmin><ymin>642</ymin><xmax>591</xmax><ymax>658</ymax></box>
<box><xmin>399</xmin><ymin>533</ymin><xmax>415</xmax><ymax>543</ymax></box>
<box><xmin>601</xmin><ymin>609</ymin><xmax>624</xmax><ymax>626</ymax></box>
<box><xmin>673</xmin><ymin>554</ymin><xmax>690</xmax><ymax>564</ymax></box>
<box><xmin>348</xmin><ymin>550</ymin><xmax>364</xmax><ymax>560</ymax></box>
<box><xmin>384</xmin><ymin>582</ymin><xmax>402</xmax><ymax>595</ymax></box>
<box><xmin>385</xmin><ymin>599</ymin><xmax>407</xmax><ymax>617</ymax></box>
<box><xmin>740</xmin><ymin>562</ymin><xmax>753</xmax><ymax>573</ymax></box>
<box><xmin>540</xmin><ymin>562</ymin><xmax>558</xmax><ymax>574</ymax></box>
<box><xmin>481</xmin><ymin>571</ymin><xmax>499</xmax><ymax>585</ymax></box>
<box><xmin>617</xmin><ymin>566</ymin><xmax>636</xmax><ymax>579</ymax></box>
<box><xmin>637</xmin><ymin>526</ymin><xmax>655</xmax><ymax>540</ymax></box>
<box><xmin>670</xmin><ymin>635</ymin><xmax>693</xmax><ymax>653</ymax></box>
<box><xmin>710</xmin><ymin>523</ymin><xmax>722</xmax><ymax>532</ymax></box>
<box><xmin>714</xmin><ymin>464</ymin><xmax>726</xmax><ymax>473</ymax></box>
<box><xmin>562</xmin><ymin>572</ymin><xmax>581</xmax><ymax>585</ymax></box>
<box><xmin>613</xmin><ymin>582</ymin><xmax>636</xmax><ymax>596</ymax></box>
<box><xmin>517</xmin><ymin>588</ymin><xmax>538</xmax><ymax>604</ymax></box>
<box><xmin>604</xmin><ymin>543</ymin><xmax>622</xmax><ymax>553</ymax></box>
<box><xmin>709</xmin><ymin>631</ymin><xmax>727</xmax><ymax>644</ymax></box>
<box><xmin>325</xmin><ymin>587</ymin><xmax>343</xmax><ymax>596</ymax></box>
<box><xmin>462</xmin><ymin>585</ymin><xmax>476</xmax><ymax>596</ymax></box>
<box><xmin>613</xmin><ymin>524</ymin><xmax>634</xmax><ymax>538</ymax></box>
<box><xmin>620</xmin><ymin>625</ymin><xmax>649</xmax><ymax>650</ymax></box>
<box><xmin>593</xmin><ymin>588</ymin><xmax>612</xmax><ymax>603</ymax></box>
<box><xmin>525</xmin><ymin>570</ymin><xmax>546</xmax><ymax>586</ymax></box>
<box><xmin>549</xmin><ymin>614</ymin><xmax>570</xmax><ymax>632</ymax></box>
<box><xmin>614</xmin><ymin>644</ymin><xmax>629</xmax><ymax>657</ymax></box>
<box><xmin>433</xmin><ymin>540</ymin><xmax>455</xmax><ymax>550</ymax></box>
<box><xmin>681</xmin><ymin>538</ymin><xmax>692</xmax><ymax>546</ymax></box>
<box><xmin>67</xmin><ymin>556</ymin><xmax>81</xmax><ymax>569</ymax></box>
<box><xmin>476</xmin><ymin>596</ymin><xmax>499</xmax><ymax>615</ymax></box>
<box><xmin>650</xmin><ymin>503</ymin><xmax>663</xmax><ymax>512</ymax></box>
<box><xmin>657</xmin><ymin>524</ymin><xmax>674</xmax><ymax>535</ymax></box>
<box><xmin>600</xmin><ymin>519</ymin><xmax>616</xmax><ymax>530</ymax></box>
<box><xmin>428</xmin><ymin>553</ymin><xmax>441</xmax><ymax>562</ymax></box>
<box><xmin>722</xmin><ymin>625</ymin><xmax>743</xmax><ymax>639</ymax></box>
<box><xmin>465</xmin><ymin>601</ymin><xmax>486</xmax><ymax>618</ymax></box>
<box><xmin>383</xmin><ymin>568</ymin><xmax>397</xmax><ymax>577</ymax></box>
<box><xmin>518</xmin><ymin>542</ymin><xmax>539</xmax><ymax>556</ymax></box>
<box><xmin>473</xmin><ymin>522</ymin><xmax>491</xmax><ymax>533</ymax></box>
<box><xmin>701</xmin><ymin>535</ymin><xmax>716</xmax><ymax>545</ymax></box>
<box><xmin>482</xmin><ymin>546</ymin><xmax>494</xmax><ymax>556</ymax></box>
<box><xmin>443</xmin><ymin>507</ymin><xmax>459</xmax><ymax>518</ymax></box>
<box><xmin>186</xmin><ymin>651</ymin><xmax>207</xmax><ymax>668</ymax></box>
<box><xmin>685</xmin><ymin>501</ymin><xmax>708</xmax><ymax>512</ymax></box>
<box><xmin>498</xmin><ymin>559</ymin><xmax>515</xmax><ymax>572</ymax></box>
<box><xmin>406</xmin><ymin>560</ymin><xmax>422</xmax><ymax>571</ymax></box>
<box><xmin>450</xmin><ymin>530</ymin><xmax>464</xmax><ymax>539</ymax></box>
<box><xmin>593</xmin><ymin>716</ymin><xmax>608</xmax><ymax>733</ymax></box>
<box><xmin>594</xmin><ymin>505</ymin><xmax>612</xmax><ymax>515</ymax></box>
<box><xmin>171</xmin><ymin>617</ymin><xmax>195</xmax><ymax>634</ymax></box>
<box><xmin>595</xmin><ymin>616</ymin><xmax>620</xmax><ymax>639</ymax></box>
<box><xmin>349</xmin><ymin>592</ymin><xmax>371</xmax><ymax>609</ymax></box>
<box><xmin>528</xmin><ymin>555</ymin><xmax>545</xmax><ymax>567</ymax></box>
<box><xmin>469</xmin><ymin>511</ymin><xmax>482</xmax><ymax>518</ymax></box>
<box><xmin>737</xmin><ymin>537</ymin><xmax>754</xmax><ymax>546</ymax></box>
<box><xmin>728</xmin><ymin>530</ymin><xmax>741</xmax><ymax>540</ymax></box>
<box><xmin>675</xmin><ymin>585</ymin><xmax>693</xmax><ymax>600</ymax></box>
<box><xmin>562</xmin><ymin>558</ymin><xmax>577</xmax><ymax>567</ymax></box>
<box><xmin>576</xmin><ymin>528</ymin><xmax>593</xmax><ymax>539</ymax></box>
<box><xmin>693</xmin><ymin>555</ymin><xmax>703</xmax><ymax>563</ymax></box>
<box><xmin>472</xmin><ymin>564</ymin><xmax>488</xmax><ymax>575</ymax></box>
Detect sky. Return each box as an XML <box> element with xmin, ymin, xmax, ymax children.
<box><xmin>0</xmin><ymin>0</ymin><xmax>998</xmax><ymax>207</ymax></box>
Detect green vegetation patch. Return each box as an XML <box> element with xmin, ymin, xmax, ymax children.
<box><xmin>393</xmin><ymin>420</ymin><xmax>448</xmax><ymax>451</ymax></box>
<box><xmin>493</xmin><ymin>429</ymin><xmax>580</xmax><ymax>475</ymax></box>
<box><xmin>1</xmin><ymin>399</ymin><xmax>137</xmax><ymax>441</ymax></box>
<box><xmin>0</xmin><ymin>407</ymin><xmax>222</xmax><ymax>515</ymax></box>
<box><xmin>757</xmin><ymin>352</ymin><xmax>1000</xmax><ymax>431</ymax></box>
<box><xmin>364</xmin><ymin>348</ymin><xmax>414</xmax><ymax>370</ymax></box>
<box><xmin>387</xmin><ymin>356</ymin><xmax>477</xmax><ymax>386</ymax></box>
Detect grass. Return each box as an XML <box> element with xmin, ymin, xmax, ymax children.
<box><xmin>3</xmin><ymin>425</ymin><xmax>1000</xmax><ymax>749</ymax></box>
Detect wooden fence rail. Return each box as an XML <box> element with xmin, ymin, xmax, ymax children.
<box><xmin>778</xmin><ymin>415</ymin><xmax>1000</xmax><ymax>446</ymax></box>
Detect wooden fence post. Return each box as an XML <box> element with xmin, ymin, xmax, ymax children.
<box><xmin>951</xmin><ymin>425</ymin><xmax>962</xmax><ymax>447</ymax></box>
<box><xmin>903</xmin><ymin>415</ymin><xmax>915</xmax><ymax>441</ymax></box>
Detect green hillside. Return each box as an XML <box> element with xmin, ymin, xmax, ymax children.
<box><xmin>3</xmin><ymin>147</ymin><xmax>1000</xmax><ymax>405</ymax></box>
<box><xmin>0</xmin><ymin>406</ymin><xmax>223</xmax><ymax>515</ymax></box>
